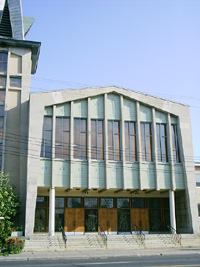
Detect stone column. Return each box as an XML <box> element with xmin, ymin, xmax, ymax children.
<box><xmin>49</xmin><ymin>187</ymin><xmax>55</xmax><ymax>236</ymax></box>
<box><xmin>169</xmin><ymin>189</ymin><xmax>176</xmax><ymax>233</ymax></box>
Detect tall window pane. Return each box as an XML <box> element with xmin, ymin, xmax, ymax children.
<box><xmin>0</xmin><ymin>53</ymin><xmax>7</xmax><ymax>73</ymax></box>
<box><xmin>125</xmin><ymin>121</ymin><xmax>137</xmax><ymax>162</ymax></box>
<box><xmin>171</xmin><ymin>124</ymin><xmax>181</xmax><ymax>163</ymax></box>
<box><xmin>55</xmin><ymin>117</ymin><xmax>70</xmax><ymax>159</ymax></box>
<box><xmin>74</xmin><ymin>118</ymin><xmax>87</xmax><ymax>159</ymax></box>
<box><xmin>108</xmin><ymin>120</ymin><xmax>121</xmax><ymax>161</ymax></box>
<box><xmin>156</xmin><ymin>124</ymin><xmax>168</xmax><ymax>162</ymax></box>
<box><xmin>140</xmin><ymin>122</ymin><xmax>153</xmax><ymax>162</ymax></box>
<box><xmin>41</xmin><ymin>116</ymin><xmax>52</xmax><ymax>158</ymax></box>
<box><xmin>91</xmin><ymin>120</ymin><xmax>104</xmax><ymax>160</ymax></box>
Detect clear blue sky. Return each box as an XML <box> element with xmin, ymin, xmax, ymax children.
<box><xmin>22</xmin><ymin>0</ymin><xmax>200</xmax><ymax>161</ymax></box>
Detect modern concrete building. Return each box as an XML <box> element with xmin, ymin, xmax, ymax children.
<box><xmin>0</xmin><ymin>0</ymin><xmax>199</xmax><ymax>237</ymax></box>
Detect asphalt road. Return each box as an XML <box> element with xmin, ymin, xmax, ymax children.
<box><xmin>1</xmin><ymin>254</ymin><xmax>200</xmax><ymax>267</ymax></box>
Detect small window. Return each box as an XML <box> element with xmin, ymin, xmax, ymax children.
<box><xmin>68</xmin><ymin>198</ymin><xmax>81</xmax><ymax>208</ymax></box>
<box><xmin>117</xmin><ymin>198</ymin><xmax>130</xmax><ymax>208</ymax></box>
<box><xmin>85</xmin><ymin>198</ymin><xmax>98</xmax><ymax>208</ymax></box>
<box><xmin>0</xmin><ymin>53</ymin><xmax>7</xmax><ymax>73</ymax></box>
<box><xmin>101</xmin><ymin>198</ymin><xmax>114</xmax><ymax>208</ymax></box>
<box><xmin>36</xmin><ymin>197</ymin><xmax>48</xmax><ymax>208</ymax></box>
<box><xmin>198</xmin><ymin>204</ymin><xmax>200</xmax><ymax>217</ymax></box>
<box><xmin>55</xmin><ymin>198</ymin><xmax>64</xmax><ymax>208</ymax></box>
<box><xmin>132</xmin><ymin>198</ymin><xmax>146</xmax><ymax>208</ymax></box>
<box><xmin>149</xmin><ymin>198</ymin><xmax>160</xmax><ymax>209</ymax></box>
<box><xmin>10</xmin><ymin>76</ymin><xmax>21</xmax><ymax>88</ymax></box>
<box><xmin>196</xmin><ymin>174</ymin><xmax>200</xmax><ymax>187</ymax></box>
<box><xmin>0</xmin><ymin>90</ymin><xmax>5</xmax><ymax>101</ymax></box>
<box><xmin>0</xmin><ymin>76</ymin><xmax>6</xmax><ymax>87</ymax></box>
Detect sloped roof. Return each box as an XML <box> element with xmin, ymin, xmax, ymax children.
<box><xmin>0</xmin><ymin>0</ymin><xmax>35</xmax><ymax>40</ymax></box>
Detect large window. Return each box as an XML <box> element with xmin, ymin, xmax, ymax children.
<box><xmin>196</xmin><ymin>174</ymin><xmax>200</xmax><ymax>187</ymax></box>
<box><xmin>91</xmin><ymin>119</ymin><xmax>104</xmax><ymax>160</ymax></box>
<box><xmin>140</xmin><ymin>122</ymin><xmax>153</xmax><ymax>162</ymax></box>
<box><xmin>125</xmin><ymin>121</ymin><xmax>137</xmax><ymax>162</ymax></box>
<box><xmin>41</xmin><ymin>116</ymin><xmax>52</xmax><ymax>158</ymax></box>
<box><xmin>0</xmin><ymin>52</ymin><xmax>7</xmax><ymax>73</ymax></box>
<box><xmin>171</xmin><ymin>124</ymin><xmax>181</xmax><ymax>163</ymax></box>
<box><xmin>74</xmin><ymin>118</ymin><xmax>87</xmax><ymax>159</ymax></box>
<box><xmin>108</xmin><ymin>120</ymin><xmax>121</xmax><ymax>161</ymax></box>
<box><xmin>55</xmin><ymin>117</ymin><xmax>70</xmax><ymax>159</ymax></box>
<box><xmin>156</xmin><ymin>123</ymin><xmax>168</xmax><ymax>162</ymax></box>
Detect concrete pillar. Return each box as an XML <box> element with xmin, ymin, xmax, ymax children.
<box><xmin>49</xmin><ymin>187</ymin><xmax>55</xmax><ymax>236</ymax></box>
<box><xmin>169</xmin><ymin>189</ymin><xmax>176</xmax><ymax>233</ymax></box>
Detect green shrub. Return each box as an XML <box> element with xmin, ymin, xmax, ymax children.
<box><xmin>3</xmin><ymin>238</ymin><xmax>24</xmax><ymax>254</ymax></box>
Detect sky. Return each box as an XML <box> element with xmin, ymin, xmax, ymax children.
<box><xmin>22</xmin><ymin>0</ymin><xmax>200</xmax><ymax>161</ymax></box>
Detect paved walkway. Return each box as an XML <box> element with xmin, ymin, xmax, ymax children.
<box><xmin>1</xmin><ymin>248</ymin><xmax>200</xmax><ymax>261</ymax></box>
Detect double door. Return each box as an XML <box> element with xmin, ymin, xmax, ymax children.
<box><xmin>99</xmin><ymin>209</ymin><xmax>117</xmax><ymax>233</ymax></box>
<box><xmin>131</xmin><ymin>209</ymin><xmax>149</xmax><ymax>231</ymax></box>
<box><xmin>64</xmin><ymin>208</ymin><xmax>84</xmax><ymax>233</ymax></box>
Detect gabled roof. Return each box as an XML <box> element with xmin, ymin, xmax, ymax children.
<box><xmin>0</xmin><ymin>0</ymin><xmax>35</xmax><ymax>40</ymax></box>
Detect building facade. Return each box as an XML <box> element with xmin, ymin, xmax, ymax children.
<box><xmin>25</xmin><ymin>87</ymin><xmax>199</xmax><ymax>236</ymax></box>
<box><xmin>0</xmin><ymin>0</ymin><xmax>199</xmax><ymax>237</ymax></box>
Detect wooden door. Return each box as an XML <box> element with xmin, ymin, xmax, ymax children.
<box><xmin>99</xmin><ymin>209</ymin><xmax>108</xmax><ymax>231</ymax></box>
<box><xmin>65</xmin><ymin>208</ymin><xmax>75</xmax><ymax>232</ymax></box>
<box><xmin>107</xmin><ymin>209</ymin><xmax>117</xmax><ymax>232</ymax></box>
<box><xmin>75</xmin><ymin>208</ymin><xmax>84</xmax><ymax>232</ymax></box>
<box><xmin>99</xmin><ymin>209</ymin><xmax>117</xmax><ymax>233</ymax></box>
<box><xmin>131</xmin><ymin>209</ymin><xmax>149</xmax><ymax>231</ymax></box>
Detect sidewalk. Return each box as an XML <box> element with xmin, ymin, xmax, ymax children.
<box><xmin>1</xmin><ymin>248</ymin><xmax>200</xmax><ymax>262</ymax></box>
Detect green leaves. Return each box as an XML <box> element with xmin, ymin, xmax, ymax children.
<box><xmin>0</xmin><ymin>173</ymin><xmax>20</xmax><ymax>252</ymax></box>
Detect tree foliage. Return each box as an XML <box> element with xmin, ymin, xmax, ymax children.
<box><xmin>0</xmin><ymin>173</ymin><xmax>20</xmax><ymax>248</ymax></box>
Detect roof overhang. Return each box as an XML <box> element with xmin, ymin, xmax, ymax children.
<box><xmin>0</xmin><ymin>37</ymin><xmax>41</xmax><ymax>74</ymax></box>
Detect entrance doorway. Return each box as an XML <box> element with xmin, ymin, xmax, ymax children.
<box><xmin>85</xmin><ymin>209</ymin><xmax>98</xmax><ymax>232</ymax></box>
<box><xmin>117</xmin><ymin>209</ymin><xmax>131</xmax><ymax>232</ymax></box>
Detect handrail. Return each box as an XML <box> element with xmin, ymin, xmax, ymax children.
<box><xmin>61</xmin><ymin>227</ymin><xmax>67</xmax><ymax>248</ymax></box>
<box><xmin>134</xmin><ymin>225</ymin><xmax>145</xmax><ymax>246</ymax></box>
<box><xmin>167</xmin><ymin>225</ymin><xmax>181</xmax><ymax>245</ymax></box>
<box><xmin>99</xmin><ymin>225</ymin><xmax>107</xmax><ymax>248</ymax></box>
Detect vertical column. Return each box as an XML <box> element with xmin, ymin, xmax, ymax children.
<box><xmin>49</xmin><ymin>187</ymin><xmax>55</xmax><ymax>236</ymax></box>
<box><xmin>152</xmin><ymin>108</ymin><xmax>159</xmax><ymax>190</ymax></box>
<box><xmin>49</xmin><ymin>105</ymin><xmax>56</xmax><ymax>236</ymax></box>
<box><xmin>169</xmin><ymin>189</ymin><xmax>176</xmax><ymax>232</ymax></box>
<box><xmin>136</xmin><ymin>101</ymin><xmax>142</xmax><ymax>190</ymax></box>
<box><xmin>70</xmin><ymin>101</ymin><xmax>74</xmax><ymax>189</ymax></box>
<box><xmin>104</xmin><ymin>94</ymin><xmax>108</xmax><ymax>189</ymax></box>
<box><xmin>88</xmin><ymin>98</ymin><xmax>91</xmax><ymax>189</ymax></box>
<box><xmin>120</xmin><ymin>95</ymin><xmax>125</xmax><ymax>189</ymax></box>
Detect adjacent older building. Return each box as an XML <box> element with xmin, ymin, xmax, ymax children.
<box><xmin>0</xmin><ymin>0</ymin><xmax>199</xmax><ymax>237</ymax></box>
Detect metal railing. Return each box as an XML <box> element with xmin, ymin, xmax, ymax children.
<box><xmin>134</xmin><ymin>225</ymin><xmax>145</xmax><ymax>246</ymax></box>
<box><xmin>99</xmin><ymin>225</ymin><xmax>107</xmax><ymax>248</ymax></box>
<box><xmin>61</xmin><ymin>227</ymin><xmax>67</xmax><ymax>248</ymax></box>
<box><xmin>167</xmin><ymin>225</ymin><xmax>181</xmax><ymax>245</ymax></box>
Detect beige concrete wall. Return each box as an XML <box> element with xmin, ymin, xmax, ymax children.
<box><xmin>25</xmin><ymin>86</ymin><xmax>199</xmax><ymax>235</ymax></box>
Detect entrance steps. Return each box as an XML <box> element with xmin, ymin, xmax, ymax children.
<box><xmin>66</xmin><ymin>234</ymin><xmax>105</xmax><ymax>250</ymax></box>
<box><xmin>107</xmin><ymin>235</ymin><xmax>142</xmax><ymax>249</ymax></box>
<box><xmin>181</xmin><ymin>234</ymin><xmax>200</xmax><ymax>248</ymax></box>
<box><xmin>24</xmin><ymin>233</ymin><xmax>66</xmax><ymax>252</ymax></box>
<box><xmin>144</xmin><ymin>234</ymin><xmax>180</xmax><ymax>249</ymax></box>
<box><xmin>24</xmin><ymin>233</ymin><xmax>200</xmax><ymax>251</ymax></box>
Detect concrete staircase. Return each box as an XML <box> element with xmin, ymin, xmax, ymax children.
<box><xmin>107</xmin><ymin>234</ymin><xmax>142</xmax><ymax>249</ymax></box>
<box><xmin>145</xmin><ymin>234</ymin><xmax>180</xmax><ymax>249</ymax></box>
<box><xmin>65</xmin><ymin>234</ymin><xmax>105</xmax><ymax>250</ymax></box>
<box><xmin>24</xmin><ymin>233</ymin><xmax>66</xmax><ymax>252</ymax></box>
<box><xmin>24</xmin><ymin>233</ymin><xmax>200</xmax><ymax>251</ymax></box>
<box><xmin>181</xmin><ymin>234</ymin><xmax>200</xmax><ymax>248</ymax></box>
